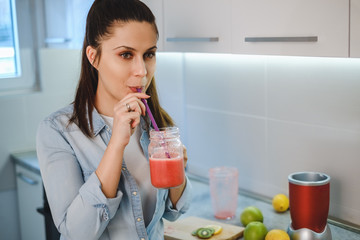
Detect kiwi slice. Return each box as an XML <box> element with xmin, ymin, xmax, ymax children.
<box><xmin>207</xmin><ymin>227</ymin><xmax>215</xmax><ymax>235</ymax></box>
<box><xmin>197</xmin><ymin>228</ymin><xmax>213</xmax><ymax>239</ymax></box>
<box><xmin>191</xmin><ymin>228</ymin><xmax>200</xmax><ymax>236</ymax></box>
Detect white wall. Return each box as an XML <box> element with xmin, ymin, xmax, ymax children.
<box><xmin>155</xmin><ymin>52</ymin><xmax>187</xmax><ymax>142</ymax></box>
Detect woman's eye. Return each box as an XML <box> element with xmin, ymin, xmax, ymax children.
<box><xmin>120</xmin><ymin>52</ymin><xmax>132</xmax><ymax>59</ymax></box>
<box><xmin>144</xmin><ymin>52</ymin><xmax>156</xmax><ymax>59</ymax></box>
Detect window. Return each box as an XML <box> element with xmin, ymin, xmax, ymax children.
<box><xmin>0</xmin><ymin>0</ymin><xmax>20</xmax><ymax>78</ymax></box>
<box><xmin>0</xmin><ymin>0</ymin><xmax>39</xmax><ymax>94</ymax></box>
<box><xmin>0</xmin><ymin>0</ymin><xmax>93</xmax><ymax>94</ymax></box>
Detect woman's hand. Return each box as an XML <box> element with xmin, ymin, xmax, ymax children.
<box><xmin>96</xmin><ymin>92</ymin><xmax>149</xmax><ymax>198</ymax></box>
<box><xmin>111</xmin><ymin>92</ymin><xmax>149</xmax><ymax>148</ymax></box>
<box><xmin>183</xmin><ymin>145</ymin><xmax>188</xmax><ymax>168</ymax></box>
<box><xmin>168</xmin><ymin>144</ymin><xmax>188</xmax><ymax>208</ymax></box>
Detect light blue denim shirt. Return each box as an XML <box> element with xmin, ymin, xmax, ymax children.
<box><xmin>36</xmin><ymin>104</ymin><xmax>191</xmax><ymax>240</ymax></box>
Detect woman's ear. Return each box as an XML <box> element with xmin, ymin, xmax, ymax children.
<box><xmin>86</xmin><ymin>45</ymin><xmax>97</xmax><ymax>68</ymax></box>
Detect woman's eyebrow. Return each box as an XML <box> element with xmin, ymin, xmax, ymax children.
<box><xmin>147</xmin><ymin>46</ymin><xmax>158</xmax><ymax>51</ymax></box>
<box><xmin>113</xmin><ymin>45</ymin><xmax>158</xmax><ymax>51</ymax></box>
<box><xmin>113</xmin><ymin>45</ymin><xmax>135</xmax><ymax>51</ymax></box>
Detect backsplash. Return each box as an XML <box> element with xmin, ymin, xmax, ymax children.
<box><xmin>0</xmin><ymin>49</ymin><xmax>359</xmax><ymax>239</ymax></box>
<box><xmin>156</xmin><ymin>52</ymin><xmax>360</xmax><ymax>226</ymax></box>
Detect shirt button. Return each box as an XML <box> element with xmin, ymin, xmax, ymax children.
<box><xmin>137</xmin><ymin>217</ymin><xmax>142</xmax><ymax>222</ymax></box>
<box><xmin>132</xmin><ymin>191</ymin><xmax>137</xmax><ymax>196</ymax></box>
<box><xmin>103</xmin><ymin>212</ymin><xmax>109</xmax><ymax>221</ymax></box>
<box><xmin>122</xmin><ymin>167</ymin><xmax>126</xmax><ymax>171</ymax></box>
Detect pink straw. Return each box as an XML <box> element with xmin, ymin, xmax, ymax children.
<box><xmin>137</xmin><ymin>88</ymin><xmax>170</xmax><ymax>158</ymax></box>
<box><xmin>137</xmin><ymin>88</ymin><xmax>159</xmax><ymax>131</ymax></box>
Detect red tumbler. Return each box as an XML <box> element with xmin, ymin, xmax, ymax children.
<box><xmin>288</xmin><ymin>172</ymin><xmax>330</xmax><ymax>233</ymax></box>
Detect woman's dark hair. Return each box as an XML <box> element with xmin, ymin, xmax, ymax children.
<box><xmin>69</xmin><ymin>0</ymin><xmax>174</xmax><ymax>137</ymax></box>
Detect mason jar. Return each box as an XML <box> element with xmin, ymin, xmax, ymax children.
<box><xmin>148</xmin><ymin>127</ymin><xmax>184</xmax><ymax>188</ymax></box>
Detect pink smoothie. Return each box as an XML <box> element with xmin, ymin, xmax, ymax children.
<box><xmin>149</xmin><ymin>157</ymin><xmax>184</xmax><ymax>188</ymax></box>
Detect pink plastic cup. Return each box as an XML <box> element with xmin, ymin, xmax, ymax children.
<box><xmin>209</xmin><ymin>167</ymin><xmax>239</xmax><ymax>220</ymax></box>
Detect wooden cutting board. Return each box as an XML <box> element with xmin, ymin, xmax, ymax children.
<box><xmin>164</xmin><ymin>216</ymin><xmax>244</xmax><ymax>240</ymax></box>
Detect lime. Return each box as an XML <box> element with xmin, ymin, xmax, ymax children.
<box><xmin>244</xmin><ymin>221</ymin><xmax>268</xmax><ymax>240</ymax></box>
<box><xmin>265</xmin><ymin>229</ymin><xmax>290</xmax><ymax>240</ymax></box>
<box><xmin>240</xmin><ymin>206</ymin><xmax>264</xmax><ymax>227</ymax></box>
<box><xmin>272</xmin><ymin>194</ymin><xmax>289</xmax><ymax>213</ymax></box>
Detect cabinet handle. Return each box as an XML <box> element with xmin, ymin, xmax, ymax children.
<box><xmin>166</xmin><ymin>37</ymin><xmax>219</xmax><ymax>42</ymax></box>
<box><xmin>244</xmin><ymin>36</ymin><xmax>318</xmax><ymax>42</ymax></box>
<box><xmin>45</xmin><ymin>38</ymin><xmax>71</xmax><ymax>44</ymax></box>
<box><xmin>17</xmin><ymin>173</ymin><xmax>38</xmax><ymax>185</ymax></box>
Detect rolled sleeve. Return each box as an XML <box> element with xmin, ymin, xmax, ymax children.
<box><xmin>79</xmin><ymin>172</ymin><xmax>123</xmax><ymax>220</ymax></box>
<box><xmin>163</xmin><ymin>176</ymin><xmax>192</xmax><ymax>221</ymax></box>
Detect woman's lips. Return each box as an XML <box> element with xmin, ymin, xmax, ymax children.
<box><xmin>130</xmin><ymin>87</ymin><xmax>142</xmax><ymax>92</ymax></box>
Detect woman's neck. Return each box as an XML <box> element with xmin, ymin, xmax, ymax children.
<box><xmin>94</xmin><ymin>90</ymin><xmax>118</xmax><ymax>117</ymax></box>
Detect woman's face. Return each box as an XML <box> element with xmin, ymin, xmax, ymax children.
<box><xmin>88</xmin><ymin>21</ymin><xmax>157</xmax><ymax>109</ymax></box>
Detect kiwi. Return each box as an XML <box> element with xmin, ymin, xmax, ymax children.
<box><xmin>197</xmin><ymin>228</ymin><xmax>213</xmax><ymax>239</ymax></box>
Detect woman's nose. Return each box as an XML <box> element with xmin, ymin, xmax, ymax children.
<box><xmin>133</xmin><ymin>56</ymin><xmax>147</xmax><ymax>77</ymax></box>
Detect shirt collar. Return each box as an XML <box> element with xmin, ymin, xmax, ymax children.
<box><xmin>90</xmin><ymin>107</ymin><xmax>107</xmax><ymax>136</ymax></box>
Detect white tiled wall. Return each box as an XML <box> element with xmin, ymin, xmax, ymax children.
<box><xmin>267</xmin><ymin>56</ymin><xmax>360</xmax><ymax>130</ymax></box>
<box><xmin>165</xmin><ymin>53</ymin><xmax>360</xmax><ymax>225</ymax></box>
<box><xmin>184</xmin><ymin>53</ymin><xmax>267</xmax><ymax>117</ymax></box>
<box><xmin>155</xmin><ymin>52</ymin><xmax>187</xmax><ymax>142</ymax></box>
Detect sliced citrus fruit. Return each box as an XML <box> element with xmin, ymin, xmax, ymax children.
<box><xmin>205</xmin><ymin>224</ymin><xmax>223</xmax><ymax>235</ymax></box>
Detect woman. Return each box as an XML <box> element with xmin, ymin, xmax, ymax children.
<box><xmin>36</xmin><ymin>0</ymin><xmax>191</xmax><ymax>239</ymax></box>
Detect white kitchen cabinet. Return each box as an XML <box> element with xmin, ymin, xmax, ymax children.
<box><xmin>163</xmin><ymin>0</ymin><xmax>232</xmax><ymax>53</ymax></box>
<box><xmin>141</xmin><ymin>0</ymin><xmax>164</xmax><ymax>51</ymax></box>
<box><xmin>43</xmin><ymin>0</ymin><xmax>161</xmax><ymax>49</ymax></box>
<box><xmin>43</xmin><ymin>0</ymin><xmax>70</xmax><ymax>48</ymax></box>
<box><xmin>231</xmin><ymin>0</ymin><xmax>349</xmax><ymax>57</ymax></box>
<box><xmin>350</xmin><ymin>0</ymin><xmax>360</xmax><ymax>58</ymax></box>
<box><xmin>43</xmin><ymin>0</ymin><xmax>93</xmax><ymax>48</ymax></box>
<box><xmin>16</xmin><ymin>165</ymin><xmax>45</xmax><ymax>240</ymax></box>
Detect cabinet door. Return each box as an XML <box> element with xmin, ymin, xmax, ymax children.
<box><xmin>163</xmin><ymin>0</ymin><xmax>232</xmax><ymax>53</ymax></box>
<box><xmin>232</xmin><ymin>0</ymin><xmax>349</xmax><ymax>57</ymax></box>
<box><xmin>351</xmin><ymin>0</ymin><xmax>360</xmax><ymax>57</ymax></box>
<box><xmin>141</xmin><ymin>0</ymin><xmax>164</xmax><ymax>51</ymax></box>
<box><xmin>44</xmin><ymin>0</ymin><xmax>93</xmax><ymax>48</ymax></box>
<box><xmin>43</xmin><ymin>0</ymin><xmax>71</xmax><ymax>48</ymax></box>
<box><xmin>16</xmin><ymin>166</ymin><xmax>45</xmax><ymax>240</ymax></box>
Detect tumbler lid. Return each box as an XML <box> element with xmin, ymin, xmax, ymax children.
<box><xmin>288</xmin><ymin>172</ymin><xmax>330</xmax><ymax>186</ymax></box>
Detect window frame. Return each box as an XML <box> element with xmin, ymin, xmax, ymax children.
<box><xmin>0</xmin><ymin>0</ymin><xmax>41</xmax><ymax>95</ymax></box>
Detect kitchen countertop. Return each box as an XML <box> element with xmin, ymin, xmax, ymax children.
<box><xmin>185</xmin><ymin>174</ymin><xmax>360</xmax><ymax>240</ymax></box>
<box><xmin>11</xmin><ymin>150</ymin><xmax>360</xmax><ymax>239</ymax></box>
<box><xmin>11</xmin><ymin>150</ymin><xmax>40</xmax><ymax>175</ymax></box>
